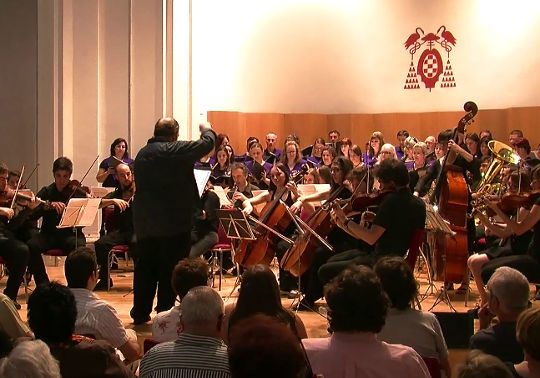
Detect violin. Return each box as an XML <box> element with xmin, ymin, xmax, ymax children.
<box><xmin>494</xmin><ymin>191</ymin><xmax>540</xmax><ymax>214</ymax></box>
<box><xmin>60</xmin><ymin>180</ymin><xmax>91</xmax><ymax>200</ymax></box>
<box><xmin>0</xmin><ymin>188</ymin><xmax>45</xmax><ymax>208</ymax></box>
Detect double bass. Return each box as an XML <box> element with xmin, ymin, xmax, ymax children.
<box><xmin>431</xmin><ymin>101</ymin><xmax>478</xmax><ymax>283</ymax></box>
<box><xmin>234</xmin><ymin>166</ymin><xmax>307</xmax><ymax>267</ymax></box>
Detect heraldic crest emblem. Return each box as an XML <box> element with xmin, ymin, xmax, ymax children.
<box><xmin>404</xmin><ymin>26</ymin><xmax>457</xmax><ymax>91</ymax></box>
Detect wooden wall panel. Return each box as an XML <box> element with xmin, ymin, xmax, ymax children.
<box><xmin>209</xmin><ymin>106</ymin><xmax>540</xmax><ymax>154</ymax></box>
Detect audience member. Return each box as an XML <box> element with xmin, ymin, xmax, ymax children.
<box><xmin>223</xmin><ymin>265</ymin><xmax>307</xmax><ymax>342</ymax></box>
<box><xmin>228</xmin><ymin>314</ymin><xmax>307</xmax><ymax>378</ymax></box>
<box><xmin>64</xmin><ymin>247</ymin><xmax>140</xmax><ymax>363</ymax></box>
<box><xmin>458</xmin><ymin>350</ymin><xmax>513</xmax><ymax>378</ymax></box>
<box><xmin>152</xmin><ymin>257</ymin><xmax>210</xmax><ymax>342</ymax></box>
<box><xmin>510</xmin><ymin>306</ymin><xmax>540</xmax><ymax>377</ymax></box>
<box><xmin>0</xmin><ymin>292</ymin><xmax>33</xmax><ymax>340</ymax></box>
<box><xmin>0</xmin><ymin>339</ymin><xmax>61</xmax><ymax>378</ymax></box>
<box><xmin>27</xmin><ymin>282</ymin><xmax>133</xmax><ymax>378</ymax></box>
<box><xmin>302</xmin><ymin>265</ymin><xmax>430</xmax><ymax>378</ymax></box>
<box><xmin>375</xmin><ymin>257</ymin><xmax>451</xmax><ymax>378</ymax></box>
<box><xmin>140</xmin><ymin>286</ymin><xmax>229</xmax><ymax>378</ymax></box>
<box><xmin>469</xmin><ymin>266</ymin><xmax>529</xmax><ymax>363</ymax></box>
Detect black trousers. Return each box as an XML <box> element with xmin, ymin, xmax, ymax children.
<box><xmin>131</xmin><ymin>232</ymin><xmax>191</xmax><ymax>320</ymax></box>
<box><xmin>27</xmin><ymin>230</ymin><xmax>86</xmax><ymax>285</ymax></box>
<box><xmin>481</xmin><ymin>254</ymin><xmax>540</xmax><ymax>283</ymax></box>
<box><xmin>94</xmin><ymin>230</ymin><xmax>136</xmax><ymax>281</ymax></box>
<box><xmin>0</xmin><ymin>234</ymin><xmax>30</xmax><ymax>300</ymax></box>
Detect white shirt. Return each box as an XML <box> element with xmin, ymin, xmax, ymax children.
<box><xmin>70</xmin><ymin>288</ymin><xmax>129</xmax><ymax>348</ymax></box>
<box><xmin>152</xmin><ymin>306</ymin><xmax>182</xmax><ymax>342</ymax></box>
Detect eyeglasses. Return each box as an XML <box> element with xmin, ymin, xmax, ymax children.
<box><xmin>380</xmin><ymin>151</ymin><xmax>393</xmax><ymax>155</ymax></box>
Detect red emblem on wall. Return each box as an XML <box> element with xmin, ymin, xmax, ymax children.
<box><xmin>404</xmin><ymin>26</ymin><xmax>457</xmax><ymax>91</ymax></box>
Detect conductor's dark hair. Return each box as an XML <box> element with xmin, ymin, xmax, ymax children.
<box><xmin>64</xmin><ymin>247</ymin><xmax>98</xmax><ymax>289</ymax></box>
<box><xmin>52</xmin><ymin>157</ymin><xmax>73</xmax><ymax>174</ymax></box>
<box><xmin>376</xmin><ymin>158</ymin><xmax>409</xmax><ymax>187</ymax></box>
<box><xmin>171</xmin><ymin>257</ymin><xmax>209</xmax><ymax>299</ymax></box>
<box><xmin>324</xmin><ymin>265</ymin><xmax>389</xmax><ymax>333</ymax></box>
<box><xmin>28</xmin><ymin>282</ymin><xmax>77</xmax><ymax>344</ymax></box>
<box><xmin>154</xmin><ymin>117</ymin><xmax>179</xmax><ymax>139</ymax></box>
<box><xmin>109</xmin><ymin>138</ymin><xmax>129</xmax><ymax>159</ymax></box>
<box><xmin>374</xmin><ymin>257</ymin><xmax>418</xmax><ymax>310</ymax></box>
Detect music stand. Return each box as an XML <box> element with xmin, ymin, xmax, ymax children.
<box><xmin>216</xmin><ymin>209</ymin><xmax>256</xmax><ymax>299</ymax></box>
<box><xmin>57</xmin><ymin>198</ymin><xmax>101</xmax><ymax>250</ymax></box>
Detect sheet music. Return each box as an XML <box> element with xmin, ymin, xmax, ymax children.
<box><xmin>90</xmin><ymin>186</ymin><xmax>115</xmax><ymax>198</ymax></box>
<box><xmin>193</xmin><ymin>167</ymin><xmax>212</xmax><ymax>198</ymax></box>
<box><xmin>425</xmin><ymin>203</ymin><xmax>455</xmax><ymax>235</ymax></box>
<box><xmin>57</xmin><ymin>198</ymin><xmax>101</xmax><ymax>228</ymax></box>
<box><xmin>297</xmin><ymin>184</ymin><xmax>331</xmax><ymax>207</ymax></box>
<box><xmin>213</xmin><ymin>186</ymin><xmax>233</xmax><ymax>207</ymax></box>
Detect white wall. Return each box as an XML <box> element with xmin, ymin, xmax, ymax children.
<box><xmin>188</xmin><ymin>0</ymin><xmax>540</xmax><ymax>114</ymax></box>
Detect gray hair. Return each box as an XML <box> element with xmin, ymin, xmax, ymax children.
<box><xmin>379</xmin><ymin>143</ymin><xmax>397</xmax><ymax>159</ymax></box>
<box><xmin>413</xmin><ymin>142</ymin><xmax>427</xmax><ymax>156</ymax></box>
<box><xmin>403</xmin><ymin>136</ymin><xmax>418</xmax><ymax>150</ymax></box>
<box><xmin>487</xmin><ymin>267</ymin><xmax>530</xmax><ymax>313</ymax></box>
<box><xmin>180</xmin><ymin>286</ymin><xmax>224</xmax><ymax>326</ymax></box>
<box><xmin>0</xmin><ymin>340</ymin><xmax>61</xmax><ymax>378</ymax></box>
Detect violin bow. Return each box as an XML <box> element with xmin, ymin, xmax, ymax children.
<box><xmin>9</xmin><ymin>166</ymin><xmax>25</xmax><ymax>209</ymax></box>
<box><xmin>67</xmin><ymin>155</ymin><xmax>100</xmax><ymax>201</ymax></box>
<box><xmin>21</xmin><ymin>163</ymin><xmax>39</xmax><ymax>189</ymax></box>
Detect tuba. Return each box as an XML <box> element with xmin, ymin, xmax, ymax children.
<box><xmin>472</xmin><ymin>140</ymin><xmax>520</xmax><ymax>210</ymax></box>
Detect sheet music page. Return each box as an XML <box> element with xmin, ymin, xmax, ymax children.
<box><xmin>193</xmin><ymin>168</ymin><xmax>212</xmax><ymax>198</ymax></box>
<box><xmin>213</xmin><ymin>186</ymin><xmax>233</xmax><ymax>207</ymax></box>
<box><xmin>297</xmin><ymin>184</ymin><xmax>330</xmax><ymax>207</ymax></box>
<box><xmin>57</xmin><ymin>198</ymin><xmax>101</xmax><ymax>228</ymax></box>
<box><xmin>90</xmin><ymin>186</ymin><xmax>115</xmax><ymax>198</ymax></box>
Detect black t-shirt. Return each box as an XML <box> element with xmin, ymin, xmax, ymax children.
<box><xmin>373</xmin><ymin>188</ymin><xmax>426</xmax><ymax>257</ymax></box>
<box><xmin>192</xmin><ymin>189</ymin><xmax>220</xmax><ymax>234</ymax></box>
<box><xmin>233</xmin><ymin>183</ymin><xmax>260</xmax><ymax>209</ymax></box>
<box><xmin>103</xmin><ymin>188</ymin><xmax>134</xmax><ymax>233</ymax></box>
<box><xmin>32</xmin><ymin>183</ymin><xmax>87</xmax><ymax>235</ymax></box>
<box><xmin>469</xmin><ymin>321</ymin><xmax>523</xmax><ymax>363</ymax></box>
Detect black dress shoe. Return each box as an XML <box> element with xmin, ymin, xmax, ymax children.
<box><xmin>132</xmin><ymin>315</ymin><xmax>151</xmax><ymax>325</ymax></box>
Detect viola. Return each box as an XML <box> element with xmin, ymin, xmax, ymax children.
<box><xmin>0</xmin><ymin>188</ymin><xmax>44</xmax><ymax>208</ymax></box>
<box><xmin>348</xmin><ymin>190</ymin><xmax>392</xmax><ymax>213</ymax></box>
<box><xmin>60</xmin><ymin>180</ymin><xmax>91</xmax><ymax>200</ymax></box>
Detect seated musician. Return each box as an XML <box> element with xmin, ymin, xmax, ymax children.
<box><xmin>319</xmin><ymin>159</ymin><xmax>426</xmax><ymax>284</ymax></box>
<box><xmin>93</xmin><ymin>163</ymin><xmax>136</xmax><ymax>290</ymax></box>
<box><xmin>288</xmin><ymin>156</ymin><xmax>358</xmax><ymax>306</ymax></box>
<box><xmin>189</xmin><ymin>181</ymin><xmax>220</xmax><ymax>258</ymax></box>
<box><xmin>26</xmin><ymin>157</ymin><xmax>88</xmax><ymax>286</ymax></box>
<box><xmin>241</xmin><ymin>163</ymin><xmax>300</xmax><ymax>289</ymax></box>
<box><xmin>468</xmin><ymin>170</ymin><xmax>534</xmax><ymax>306</ymax></box>
<box><xmin>0</xmin><ymin>162</ymin><xmax>40</xmax><ymax>308</ymax></box>
<box><xmin>228</xmin><ymin>162</ymin><xmax>259</xmax><ymax>209</ymax></box>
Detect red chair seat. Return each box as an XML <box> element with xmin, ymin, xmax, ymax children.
<box><xmin>45</xmin><ymin>249</ymin><xmax>65</xmax><ymax>256</ymax></box>
<box><xmin>111</xmin><ymin>245</ymin><xmax>129</xmax><ymax>252</ymax></box>
<box><xmin>212</xmin><ymin>244</ymin><xmax>231</xmax><ymax>250</ymax></box>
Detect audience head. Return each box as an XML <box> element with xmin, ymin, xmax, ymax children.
<box><xmin>328</xmin><ymin>129</ymin><xmax>340</xmax><ymax>143</ymax></box>
<box><xmin>516</xmin><ymin>306</ymin><xmax>540</xmax><ymax>361</ymax></box>
<box><xmin>282</xmin><ymin>140</ymin><xmax>301</xmax><ymax>164</ymax></box>
<box><xmin>516</xmin><ymin>138</ymin><xmax>531</xmax><ymax>156</ymax></box>
<box><xmin>230</xmin><ymin>265</ymin><xmax>293</xmax><ymax>331</ymax></box>
<box><xmin>0</xmin><ymin>340</ymin><xmax>61</xmax><ymax>378</ymax></box>
<box><xmin>28</xmin><ymin>282</ymin><xmax>77</xmax><ymax>344</ymax></box>
<box><xmin>216</xmin><ymin>133</ymin><xmax>230</xmax><ymax>148</ymax></box>
<box><xmin>324</xmin><ymin>265</ymin><xmax>389</xmax><ymax>333</ymax></box>
<box><xmin>457</xmin><ymin>350</ymin><xmax>512</xmax><ymax>378</ymax></box>
<box><xmin>396</xmin><ymin>130</ymin><xmax>410</xmax><ymax>147</ymax></box>
<box><xmin>171</xmin><ymin>257</ymin><xmax>210</xmax><ymax>299</ymax></box>
<box><xmin>479</xmin><ymin>129</ymin><xmax>493</xmax><ymax>140</ymax></box>
<box><xmin>486</xmin><ymin>266</ymin><xmax>529</xmax><ymax>315</ymax></box>
<box><xmin>378</xmin><ymin>143</ymin><xmax>397</xmax><ymax>161</ymax></box>
<box><xmin>154</xmin><ymin>117</ymin><xmax>179</xmax><ymax>141</ymax></box>
<box><xmin>180</xmin><ymin>286</ymin><xmax>224</xmax><ymax>336</ymax></box>
<box><xmin>424</xmin><ymin>136</ymin><xmax>436</xmax><ymax>154</ymax></box>
<box><xmin>374</xmin><ymin>257</ymin><xmax>418</xmax><ymax>310</ymax></box>
<box><xmin>265</xmin><ymin>132</ymin><xmax>277</xmax><ymax>151</ymax></box>
<box><xmin>321</xmin><ymin>146</ymin><xmax>338</xmax><ymax>166</ymax></box>
<box><xmin>64</xmin><ymin>247</ymin><xmax>98</xmax><ymax>289</ymax></box>
<box><xmin>369</xmin><ymin>131</ymin><xmax>385</xmax><ymax>155</ymax></box>
<box><xmin>508</xmin><ymin>129</ymin><xmax>524</xmax><ymax>147</ymax></box>
<box><xmin>228</xmin><ymin>314</ymin><xmax>305</xmax><ymax>378</ymax></box>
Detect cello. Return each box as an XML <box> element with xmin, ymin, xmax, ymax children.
<box><xmin>430</xmin><ymin>101</ymin><xmax>478</xmax><ymax>283</ymax></box>
<box><xmin>234</xmin><ymin>165</ymin><xmax>307</xmax><ymax>267</ymax></box>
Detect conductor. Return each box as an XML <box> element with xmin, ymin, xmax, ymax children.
<box><xmin>130</xmin><ymin>117</ymin><xmax>216</xmax><ymax>324</ymax></box>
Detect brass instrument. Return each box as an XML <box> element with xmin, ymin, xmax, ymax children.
<box><xmin>472</xmin><ymin>140</ymin><xmax>520</xmax><ymax>212</ymax></box>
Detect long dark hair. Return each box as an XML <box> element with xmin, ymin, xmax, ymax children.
<box><xmin>228</xmin><ymin>265</ymin><xmax>297</xmax><ymax>336</ymax></box>
<box><xmin>268</xmin><ymin>162</ymin><xmax>290</xmax><ymax>194</ymax></box>
<box><xmin>110</xmin><ymin>138</ymin><xmax>129</xmax><ymax>159</ymax></box>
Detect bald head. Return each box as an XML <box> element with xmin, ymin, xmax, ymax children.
<box><xmin>154</xmin><ymin>117</ymin><xmax>179</xmax><ymax>141</ymax></box>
